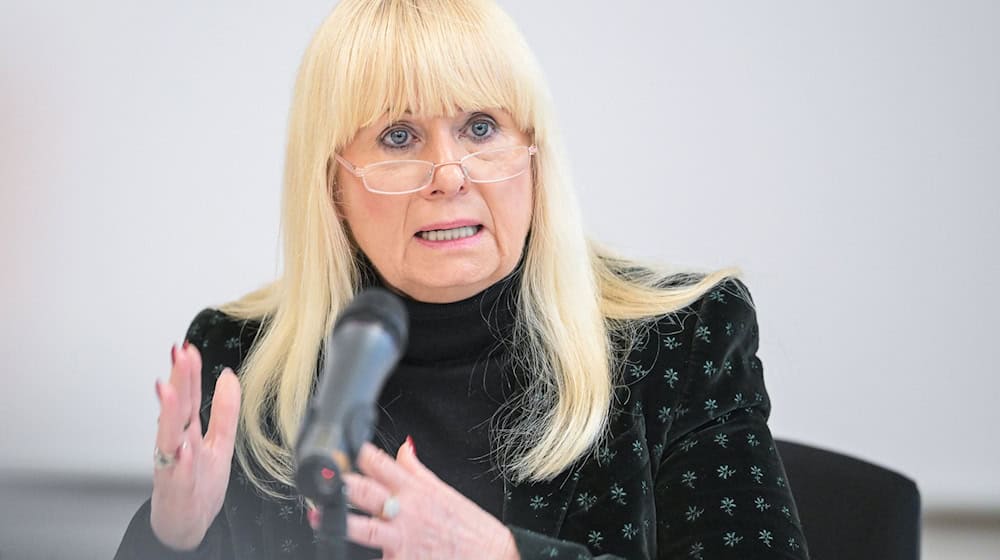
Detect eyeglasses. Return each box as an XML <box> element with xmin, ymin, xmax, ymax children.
<box><xmin>334</xmin><ymin>144</ymin><xmax>537</xmax><ymax>195</ymax></box>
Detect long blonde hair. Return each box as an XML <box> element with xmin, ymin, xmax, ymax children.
<box><xmin>220</xmin><ymin>0</ymin><xmax>737</xmax><ymax>500</ymax></box>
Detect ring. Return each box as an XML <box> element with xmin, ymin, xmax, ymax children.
<box><xmin>381</xmin><ymin>495</ymin><xmax>400</xmax><ymax>520</ymax></box>
<box><xmin>153</xmin><ymin>441</ymin><xmax>188</xmax><ymax>470</ymax></box>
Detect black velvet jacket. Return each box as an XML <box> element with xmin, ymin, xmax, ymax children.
<box><xmin>116</xmin><ymin>279</ymin><xmax>809</xmax><ymax>559</ymax></box>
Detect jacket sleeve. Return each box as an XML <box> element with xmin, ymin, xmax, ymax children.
<box><xmin>113</xmin><ymin>309</ymin><xmax>239</xmax><ymax>560</ymax></box>
<box><xmin>113</xmin><ymin>498</ymin><xmax>231</xmax><ymax>560</ymax></box>
<box><xmin>504</xmin><ymin>280</ymin><xmax>810</xmax><ymax>559</ymax></box>
<box><xmin>652</xmin><ymin>279</ymin><xmax>810</xmax><ymax>559</ymax></box>
<box><xmin>508</xmin><ymin>526</ymin><xmax>626</xmax><ymax>559</ymax></box>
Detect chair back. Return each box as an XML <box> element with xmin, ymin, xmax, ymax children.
<box><xmin>776</xmin><ymin>439</ymin><xmax>921</xmax><ymax>560</ymax></box>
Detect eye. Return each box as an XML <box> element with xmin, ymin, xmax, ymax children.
<box><xmin>380</xmin><ymin>127</ymin><xmax>415</xmax><ymax>150</ymax></box>
<box><xmin>470</xmin><ymin>120</ymin><xmax>493</xmax><ymax>137</ymax></box>
<box><xmin>464</xmin><ymin>116</ymin><xmax>498</xmax><ymax>142</ymax></box>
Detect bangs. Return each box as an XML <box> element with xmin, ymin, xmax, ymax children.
<box><xmin>326</xmin><ymin>0</ymin><xmax>538</xmax><ymax>146</ymax></box>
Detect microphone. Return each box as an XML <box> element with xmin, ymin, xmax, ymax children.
<box><xmin>294</xmin><ymin>288</ymin><xmax>408</xmax><ymax>503</ymax></box>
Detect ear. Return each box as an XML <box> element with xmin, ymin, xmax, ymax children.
<box><xmin>327</xmin><ymin>157</ymin><xmax>346</xmax><ymax>212</ymax></box>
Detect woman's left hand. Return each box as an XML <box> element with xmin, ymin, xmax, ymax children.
<box><xmin>328</xmin><ymin>439</ymin><xmax>519</xmax><ymax>559</ymax></box>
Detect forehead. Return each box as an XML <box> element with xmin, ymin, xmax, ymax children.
<box><xmin>318</xmin><ymin>0</ymin><xmax>543</xmax><ymax>152</ymax></box>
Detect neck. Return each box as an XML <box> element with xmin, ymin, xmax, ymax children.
<box><xmin>356</xmin><ymin>252</ymin><xmax>522</xmax><ymax>365</ymax></box>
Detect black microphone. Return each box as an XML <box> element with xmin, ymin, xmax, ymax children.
<box><xmin>294</xmin><ymin>288</ymin><xmax>408</xmax><ymax>503</ymax></box>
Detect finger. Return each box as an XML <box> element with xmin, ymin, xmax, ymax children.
<box><xmin>394</xmin><ymin>437</ymin><xmax>412</xmax><ymax>462</ymax></box>
<box><xmin>356</xmin><ymin>442</ymin><xmax>409</xmax><ymax>492</ymax></box>
<box><xmin>168</xmin><ymin>344</ymin><xmax>193</xmax><ymax>432</ymax></box>
<box><xmin>307</xmin><ymin>507</ymin><xmax>321</xmax><ymax>531</ymax></box>
<box><xmin>169</xmin><ymin>434</ymin><xmax>196</xmax><ymax>488</ymax></box>
<box><xmin>342</xmin><ymin>472</ymin><xmax>391</xmax><ymax>518</ymax></box>
<box><xmin>153</xmin><ymin>390</ymin><xmax>197</xmax><ymax>494</ymax></box>
<box><xmin>346</xmin><ymin>513</ymin><xmax>401</xmax><ymax>553</ymax></box>
<box><xmin>204</xmin><ymin>368</ymin><xmax>241</xmax><ymax>455</ymax></box>
<box><xmin>154</xmin><ymin>380</ymin><xmax>185</xmax><ymax>467</ymax></box>
<box><xmin>395</xmin><ymin>437</ymin><xmax>437</xmax><ymax>484</ymax></box>
<box><xmin>185</xmin><ymin>341</ymin><xmax>203</xmax><ymax>435</ymax></box>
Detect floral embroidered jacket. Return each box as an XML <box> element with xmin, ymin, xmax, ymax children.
<box><xmin>116</xmin><ymin>279</ymin><xmax>810</xmax><ymax>559</ymax></box>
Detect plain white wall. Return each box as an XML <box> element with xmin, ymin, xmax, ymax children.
<box><xmin>2</xmin><ymin>1</ymin><xmax>997</xmax><ymax>510</ymax></box>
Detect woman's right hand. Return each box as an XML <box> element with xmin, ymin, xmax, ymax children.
<box><xmin>150</xmin><ymin>342</ymin><xmax>242</xmax><ymax>550</ymax></box>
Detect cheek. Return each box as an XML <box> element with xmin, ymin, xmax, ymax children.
<box><xmin>339</xmin><ymin>185</ymin><xmax>401</xmax><ymax>251</ymax></box>
<box><xmin>495</xmin><ymin>180</ymin><xmax>534</xmax><ymax>245</ymax></box>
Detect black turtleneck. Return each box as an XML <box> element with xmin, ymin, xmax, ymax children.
<box><xmin>365</xmin><ymin>263</ymin><xmax>523</xmax><ymax>519</ymax></box>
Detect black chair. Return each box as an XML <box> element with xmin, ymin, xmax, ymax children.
<box><xmin>775</xmin><ymin>439</ymin><xmax>921</xmax><ymax>560</ymax></box>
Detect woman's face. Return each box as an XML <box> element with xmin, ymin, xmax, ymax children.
<box><xmin>336</xmin><ymin>109</ymin><xmax>534</xmax><ymax>303</ymax></box>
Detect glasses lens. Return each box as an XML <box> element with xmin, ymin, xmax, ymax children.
<box><xmin>465</xmin><ymin>146</ymin><xmax>530</xmax><ymax>183</ymax></box>
<box><xmin>364</xmin><ymin>161</ymin><xmax>434</xmax><ymax>193</ymax></box>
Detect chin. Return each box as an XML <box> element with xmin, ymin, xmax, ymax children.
<box><xmin>405</xmin><ymin>265</ymin><xmax>498</xmax><ymax>303</ymax></box>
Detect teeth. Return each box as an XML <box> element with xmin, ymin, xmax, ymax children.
<box><xmin>418</xmin><ymin>225</ymin><xmax>479</xmax><ymax>241</ymax></box>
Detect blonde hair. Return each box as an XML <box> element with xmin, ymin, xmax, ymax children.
<box><xmin>220</xmin><ymin>0</ymin><xmax>737</xmax><ymax>500</ymax></box>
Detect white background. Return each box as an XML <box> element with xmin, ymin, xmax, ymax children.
<box><xmin>2</xmin><ymin>1</ymin><xmax>997</xmax><ymax>510</ymax></box>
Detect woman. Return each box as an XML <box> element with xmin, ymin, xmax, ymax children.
<box><xmin>117</xmin><ymin>0</ymin><xmax>810</xmax><ymax>558</ymax></box>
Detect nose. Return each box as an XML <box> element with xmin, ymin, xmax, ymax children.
<box><xmin>422</xmin><ymin>147</ymin><xmax>468</xmax><ymax>198</ymax></box>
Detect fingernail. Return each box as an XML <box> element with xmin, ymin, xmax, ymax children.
<box><xmin>183</xmin><ymin>339</ymin><xmax>190</xmax><ymax>351</ymax></box>
<box><xmin>405</xmin><ymin>435</ymin><xmax>416</xmax><ymax>457</ymax></box>
<box><xmin>155</xmin><ymin>380</ymin><xmax>162</xmax><ymax>401</ymax></box>
<box><xmin>170</xmin><ymin>344</ymin><xmax>177</xmax><ymax>365</ymax></box>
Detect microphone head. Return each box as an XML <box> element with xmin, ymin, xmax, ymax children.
<box><xmin>334</xmin><ymin>288</ymin><xmax>408</xmax><ymax>349</ymax></box>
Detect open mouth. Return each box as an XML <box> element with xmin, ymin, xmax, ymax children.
<box><xmin>416</xmin><ymin>225</ymin><xmax>482</xmax><ymax>242</ymax></box>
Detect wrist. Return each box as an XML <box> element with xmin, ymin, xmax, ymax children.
<box><xmin>149</xmin><ymin>508</ymin><xmax>209</xmax><ymax>551</ymax></box>
<box><xmin>493</xmin><ymin>526</ymin><xmax>519</xmax><ymax>560</ymax></box>
<box><xmin>151</xmin><ymin>524</ymin><xmax>205</xmax><ymax>552</ymax></box>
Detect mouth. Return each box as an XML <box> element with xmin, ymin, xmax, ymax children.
<box><xmin>415</xmin><ymin>225</ymin><xmax>483</xmax><ymax>242</ymax></box>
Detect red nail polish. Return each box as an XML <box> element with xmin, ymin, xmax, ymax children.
<box><xmin>183</xmin><ymin>339</ymin><xmax>190</xmax><ymax>351</ymax></box>
<box><xmin>170</xmin><ymin>344</ymin><xmax>177</xmax><ymax>365</ymax></box>
<box><xmin>406</xmin><ymin>435</ymin><xmax>416</xmax><ymax>456</ymax></box>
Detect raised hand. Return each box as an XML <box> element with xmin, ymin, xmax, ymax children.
<box><xmin>149</xmin><ymin>342</ymin><xmax>242</xmax><ymax>551</ymax></box>
<box><xmin>321</xmin><ymin>440</ymin><xmax>518</xmax><ymax>559</ymax></box>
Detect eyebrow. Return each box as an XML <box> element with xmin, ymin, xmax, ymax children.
<box><xmin>373</xmin><ymin>111</ymin><xmax>458</xmax><ymax>134</ymax></box>
<box><xmin>382</xmin><ymin>109</ymin><xmax>480</xmax><ymax>124</ymax></box>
